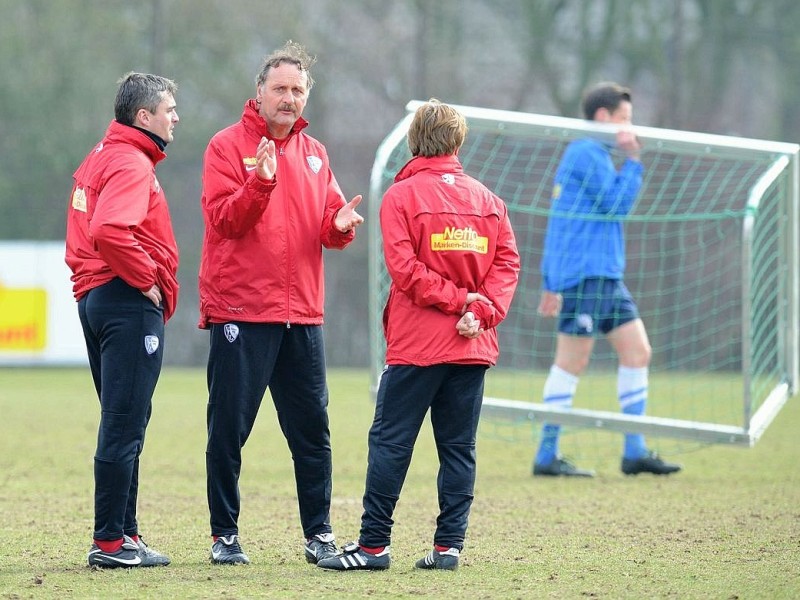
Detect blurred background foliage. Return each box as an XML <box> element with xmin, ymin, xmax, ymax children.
<box><xmin>1</xmin><ymin>0</ymin><xmax>797</xmax><ymax>365</ymax></box>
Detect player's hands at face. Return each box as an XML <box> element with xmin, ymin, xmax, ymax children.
<box><xmin>256</xmin><ymin>137</ymin><xmax>277</xmax><ymax>181</ymax></box>
<box><xmin>456</xmin><ymin>311</ymin><xmax>482</xmax><ymax>339</ymax></box>
<box><xmin>616</xmin><ymin>129</ymin><xmax>641</xmax><ymax>160</ymax></box>
<box><xmin>335</xmin><ymin>195</ymin><xmax>365</xmax><ymax>233</ymax></box>
<box><xmin>537</xmin><ymin>290</ymin><xmax>562</xmax><ymax>317</ymax></box>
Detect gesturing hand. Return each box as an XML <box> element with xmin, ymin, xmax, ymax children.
<box><xmin>335</xmin><ymin>195</ymin><xmax>365</xmax><ymax>233</ymax></box>
<box><xmin>256</xmin><ymin>137</ymin><xmax>277</xmax><ymax>181</ymax></box>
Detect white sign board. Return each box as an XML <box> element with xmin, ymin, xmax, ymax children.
<box><xmin>0</xmin><ymin>241</ymin><xmax>88</xmax><ymax>365</ymax></box>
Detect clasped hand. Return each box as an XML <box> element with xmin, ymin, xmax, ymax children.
<box><xmin>457</xmin><ymin>292</ymin><xmax>492</xmax><ymax>339</ymax></box>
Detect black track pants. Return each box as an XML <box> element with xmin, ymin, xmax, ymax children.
<box><xmin>358</xmin><ymin>363</ymin><xmax>487</xmax><ymax>550</ymax></box>
<box><xmin>205</xmin><ymin>322</ymin><xmax>333</xmax><ymax>539</ymax></box>
<box><xmin>78</xmin><ymin>277</ymin><xmax>164</xmax><ymax>541</ymax></box>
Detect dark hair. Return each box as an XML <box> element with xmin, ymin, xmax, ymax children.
<box><xmin>407</xmin><ymin>99</ymin><xmax>467</xmax><ymax>158</ymax></box>
<box><xmin>255</xmin><ymin>40</ymin><xmax>316</xmax><ymax>90</ymax></box>
<box><xmin>581</xmin><ymin>82</ymin><xmax>632</xmax><ymax>120</ymax></box>
<box><xmin>114</xmin><ymin>72</ymin><xmax>177</xmax><ymax>126</ymax></box>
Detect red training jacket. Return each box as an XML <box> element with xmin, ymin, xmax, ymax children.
<box><xmin>65</xmin><ymin>120</ymin><xmax>180</xmax><ymax>321</ymax></box>
<box><xmin>380</xmin><ymin>154</ymin><xmax>520</xmax><ymax>366</ymax></box>
<box><xmin>198</xmin><ymin>100</ymin><xmax>354</xmax><ymax>328</ymax></box>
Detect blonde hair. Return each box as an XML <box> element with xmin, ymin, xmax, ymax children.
<box><xmin>407</xmin><ymin>99</ymin><xmax>467</xmax><ymax>157</ymax></box>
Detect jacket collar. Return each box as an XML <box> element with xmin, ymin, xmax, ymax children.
<box><xmin>132</xmin><ymin>125</ymin><xmax>168</xmax><ymax>151</ymax></box>
<box><xmin>105</xmin><ymin>120</ymin><xmax>167</xmax><ymax>165</ymax></box>
<box><xmin>394</xmin><ymin>154</ymin><xmax>463</xmax><ymax>183</ymax></box>
<box><xmin>241</xmin><ymin>98</ymin><xmax>308</xmax><ymax>140</ymax></box>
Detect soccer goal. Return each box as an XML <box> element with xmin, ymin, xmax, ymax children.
<box><xmin>368</xmin><ymin>100</ymin><xmax>799</xmax><ymax>447</ymax></box>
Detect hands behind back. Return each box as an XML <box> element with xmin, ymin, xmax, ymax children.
<box><xmin>457</xmin><ymin>292</ymin><xmax>492</xmax><ymax>339</ymax></box>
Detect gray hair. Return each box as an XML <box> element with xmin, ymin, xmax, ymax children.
<box><xmin>114</xmin><ymin>72</ymin><xmax>178</xmax><ymax>126</ymax></box>
<box><xmin>255</xmin><ymin>40</ymin><xmax>316</xmax><ymax>90</ymax></box>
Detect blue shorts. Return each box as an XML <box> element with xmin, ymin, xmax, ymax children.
<box><xmin>557</xmin><ymin>278</ymin><xmax>639</xmax><ymax>336</ymax></box>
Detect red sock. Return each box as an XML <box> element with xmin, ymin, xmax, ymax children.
<box><xmin>434</xmin><ymin>544</ymin><xmax>450</xmax><ymax>552</ymax></box>
<box><xmin>94</xmin><ymin>538</ymin><xmax>124</xmax><ymax>553</ymax></box>
<box><xmin>212</xmin><ymin>535</ymin><xmax>218</xmax><ymax>542</ymax></box>
<box><xmin>359</xmin><ymin>545</ymin><xmax>385</xmax><ymax>554</ymax></box>
<box><xmin>129</xmin><ymin>535</ymin><xmax>140</xmax><ymax>543</ymax></box>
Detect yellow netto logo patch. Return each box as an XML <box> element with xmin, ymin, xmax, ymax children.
<box><xmin>431</xmin><ymin>226</ymin><xmax>488</xmax><ymax>254</ymax></box>
<box><xmin>552</xmin><ymin>183</ymin><xmax>562</xmax><ymax>200</ymax></box>
<box><xmin>71</xmin><ymin>187</ymin><xmax>87</xmax><ymax>212</ymax></box>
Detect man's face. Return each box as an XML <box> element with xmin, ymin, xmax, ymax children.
<box><xmin>256</xmin><ymin>62</ymin><xmax>309</xmax><ymax>138</ymax></box>
<box><xmin>139</xmin><ymin>92</ymin><xmax>179</xmax><ymax>143</ymax></box>
<box><xmin>607</xmin><ymin>100</ymin><xmax>633</xmax><ymax>125</ymax></box>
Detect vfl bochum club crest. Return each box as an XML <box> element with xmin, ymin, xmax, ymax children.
<box><xmin>224</xmin><ymin>323</ymin><xmax>240</xmax><ymax>343</ymax></box>
<box><xmin>306</xmin><ymin>155</ymin><xmax>322</xmax><ymax>174</ymax></box>
<box><xmin>144</xmin><ymin>335</ymin><xmax>160</xmax><ymax>355</ymax></box>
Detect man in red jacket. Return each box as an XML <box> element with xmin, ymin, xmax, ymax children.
<box><xmin>318</xmin><ymin>99</ymin><xmax>520</xmax><ymax>572</ymax></box>
<box><xmin>198</xmin><ymin>40</ymin><xmax>363</xmax><ymax>565</ymax></box>
<box><xmin>65</xmin><ymin>72</ymin><xmax>180</xmax><ymax>568</ymax></box>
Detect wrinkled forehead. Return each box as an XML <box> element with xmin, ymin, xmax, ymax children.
<box><xmin>261</xmin><ymin>62</ymin><xmax>309</xmax><ymax>89</ymax></box>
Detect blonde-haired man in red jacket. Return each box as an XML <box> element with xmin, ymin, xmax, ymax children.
<box><xmin>318</xmin><ymin>99</ymin><xmax>520</xmax><ymax>572</ymax></box>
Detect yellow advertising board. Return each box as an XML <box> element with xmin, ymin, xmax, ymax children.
<box><xmin>0</xmin><ymin>287</ymin><xmax>47</xmax><ymax>351</ymax></box>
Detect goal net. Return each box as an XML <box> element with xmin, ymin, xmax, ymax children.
<box><xmin>368</xmin><ymin>100</ymin><xmax>799</xmax><ymax>447</ymax></box>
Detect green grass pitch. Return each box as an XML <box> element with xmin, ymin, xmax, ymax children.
<box><xmin>0</xmin><ymin>367</ymin><xmax>798</xmax><ymax>598</ymax></box>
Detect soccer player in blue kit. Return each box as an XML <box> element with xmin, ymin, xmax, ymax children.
<box><xmin>532</xmin><ymin>82</ymin><xmax>681</xmax><ymax>478</ymax></box>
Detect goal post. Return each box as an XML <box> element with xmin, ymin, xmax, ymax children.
<box><xmin>368</xmin><ymin>100</ymin><xmax>799</xmax><ymax>447</ymax></box>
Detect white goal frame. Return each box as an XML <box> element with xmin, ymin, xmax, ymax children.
<box><xmin>368</xmin><ymin>100</ymin><xmax>799</xmax><ymax>447</ymax></box>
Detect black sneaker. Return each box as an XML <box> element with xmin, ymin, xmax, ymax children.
<box><xmin>210</xmin><ymin>534</ymin><xmax>250</xmax><ymax>565</ymax></box>
<box><xmin>88</xmin><ymin>535</ymin><xmax>143</xmax><ymax>568</ymax></box>
<box><xmin>533</xmin><ymin>457</ymin><xmax>595</xmax><ymax>477</ymax></box>
<box><xmin>414</xmin><ymin>547</ymin><xmax>460</xmax><ymax>571</ymax></box>
<box><xmin>136</xmin><ymin>537</ymin><xmax>170</xmax><ymax>567</ymax></box>
<box><xmin>621</xmin><ymin>451</ymin><xmax>682</xmax><ymax>475</ymax></box>
<box><xmin>304</xmin><ymin>532</ymin><xmax>338</xmax><ymax>564</ymax></box>
<box><xmin>317</xmin><ymin>541</ymin><xmax>391</xmax><ymax>571</ymax></box>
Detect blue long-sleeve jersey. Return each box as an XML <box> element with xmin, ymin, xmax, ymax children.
<box><xmin>541</xmin><ymin>137</ymin><xmax>643</xmax><ymax>292</ymax></box>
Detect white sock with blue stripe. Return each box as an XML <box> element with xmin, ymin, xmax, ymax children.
<box><xmin>619</xmin><ymin>365</ymin><xmax>648</xmax><ymax>459</ymax></box>
<box><xmin>535</xmin><ymin>365</ymin><xmax>578</xmax><ymax>466</ymax></box>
